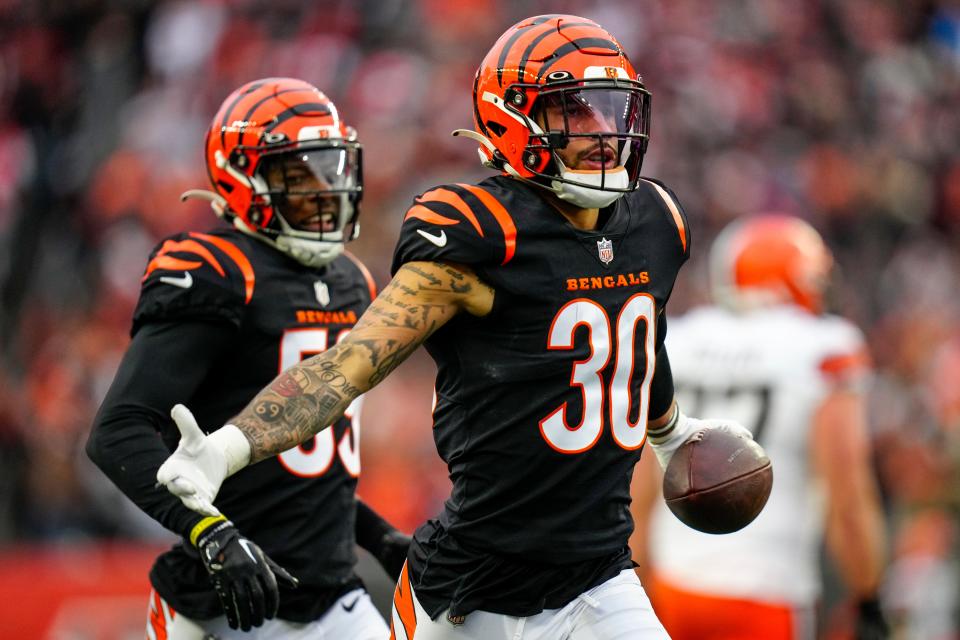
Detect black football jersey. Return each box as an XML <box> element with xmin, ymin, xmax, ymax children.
<box><xmin>391</xmin><ymin>175</ymin><xmax>690</xmax><ymax>617</ymax></box>
<box><xmin>134</xmin><ymin>228</ymin><xmax>377</xmax><ymax>621</ymax></box>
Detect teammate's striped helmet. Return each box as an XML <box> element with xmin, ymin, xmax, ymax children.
<box><xmin>196</xmin><ymin>78</ymin><xmax>362</xmax><ymax>268</ymax></box>
<box><xmin>465</xmin><ymin>15</ymin><xmax>651</xmax><ymax>209</ymax></box>
<box><xmin>710</xmin><ymin>215</ymin><xmax>834</xmax><ymax>314</ymax></box>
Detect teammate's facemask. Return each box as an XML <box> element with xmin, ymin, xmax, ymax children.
<box><xmin>191</xmin><ymin>77</ymin><xmax>364</xmax><ymax>269</ymax></box>
<box><xmin>529</xmin><ymin>82</ymin><xmax>651</xmax><ymax>208</ymax></box>
<box><xmin>257</xmin><ymin>145</ymin><xmax>361</xmax><ymax>253</ymax></box>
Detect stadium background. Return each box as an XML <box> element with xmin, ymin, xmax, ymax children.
<box><xmin>0</xmin><ymin>0</ymin><xmax>957</xmax><ymax>637</ymax></box>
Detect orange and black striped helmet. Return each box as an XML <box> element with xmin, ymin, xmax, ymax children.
<box><xmin>197</xmin><ymin>77</ymin><xmax>362</xmax><ymax>267</ymax></box>
<box><xmin>710</xmin><ymin>215</ymin><xmax>835</xmax><ymax>314</ymax></box>
<box><xmin>466</xmin><ymin>15</ymin><xmax>651</xmax><ymax>207</ymax></box>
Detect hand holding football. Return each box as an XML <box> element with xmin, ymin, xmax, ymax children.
<box><xmin>662</xmin><ymin>427</ymin><xmax>773</xmax><ymax>534</ymax></box>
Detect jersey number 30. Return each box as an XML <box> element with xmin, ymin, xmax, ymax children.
<box><xmin>541</xmin><ymin>294</ymin><xmax>657</xmax><ymax>454</ymax></box>
<box><xmin>276</xmin><ymin>328</ymin><xmax>361</xmax><ymax>477</ymax></box>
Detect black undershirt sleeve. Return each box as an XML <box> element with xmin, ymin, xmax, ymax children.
<box><xmin>648</xmin><ymin>343</ymin><xmax>675</xmax><ymax>423</ymax></box>
<box><xmin>86</xmin><ymin>320</ymin><xmax>238</xmax><ymax>539</ymax></box>
<box><xmin>354</xmin><ymin>499</ymin><xmax>398</xmax><ymax>553</ymax></box>
<box><xmin>647</xmin><ymin>309</ymin><xmax>676</xmax><ymax>422</ymax></box>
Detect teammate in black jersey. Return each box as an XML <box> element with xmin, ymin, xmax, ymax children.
<box><xmin>155</xmin><ymin>17</ymin><xmax>755</xmax><ymax>640</ymax></box>
<box><xmin>86</xmin><ymin>78</ymin><xmax>409</xmax><ymax>639</ymax></box>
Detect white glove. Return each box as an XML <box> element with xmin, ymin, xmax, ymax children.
<box><xmin>156</xmin><ymin>404</ymin><xmax>251</xmax><ymax>517</ymax></box>
<box><xmin>647</xmin><ymin>407</ymin><xmax>753</xmax><ymax>470</ymax></box>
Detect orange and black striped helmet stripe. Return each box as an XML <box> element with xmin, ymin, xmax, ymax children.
<box><xmin>494</xmin><ymin>17</ymin><xmax>624</xmax><ymax>88</ymax></box>
<box><xmin>475</xmin><ymin>16</ymin><xmax>626</xmax><ymax>143</ymax></box>
<box><xmin>216</xmin><ymin>81</ymin><xmax>332</xmax><ymax>148</ymax></box>
<box><xmin>494</xmin><ymin>14</ymin><xmax>563</xmax><ymax>87</ymax></box>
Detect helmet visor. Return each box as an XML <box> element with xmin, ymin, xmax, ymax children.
<box><xmin>259</xmin><ymin>146</ymin><xmax>361</xmax><ymax>234</ymax></box>
<box><xmin>531</xmin><ymin>85</ymin><xmax>651</xmax><ymax>187</ymax></box>
<box><xmin>538</xmin><ymin>88</ymin><xmax>647</xmax><ymax>138</ymax></box>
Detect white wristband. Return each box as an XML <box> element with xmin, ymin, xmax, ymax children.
<box><xmin>208</xmin><ymin>424</ymin><xmax>252</xmax><ymax>477</ymax></box>
<box><xmin>647</xmin><ymin>407</ymin><xmax>703</xmax><ymax>470</ymax></box>
<box><xmin>647</xmin><ymin>407</ymin><xmax>755</xmax><ymax>471</ymax></box>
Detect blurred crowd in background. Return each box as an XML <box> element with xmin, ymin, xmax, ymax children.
<box><xmin>0</xmin><ymin>0</ymin><xmax>958</xmax><ymax>637</ymax></box>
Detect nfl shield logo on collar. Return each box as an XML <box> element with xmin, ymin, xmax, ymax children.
<box><xmin>314</xmin><ymin>280</ymin><xmax>330</xmax><ymax>307</ymax></box>
<box><xmin>597</xmin><ymin>237</ymin><xmax>614</xmax><ymax>264</ymax></box>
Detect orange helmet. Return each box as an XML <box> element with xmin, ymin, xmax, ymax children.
<box><xmin>460</xmin><ymin>14</ymin><xmax>651</xmax><ymax>209</ymax></box>
<box><xmin>710</xmin><ymin>215</ymin><xmax>834</xmax><ymax>313</ymax></box>
<box><xmin>188</xmin><ymin>77</ymin><xmax>362</xmax><ymax>267</ymax></box>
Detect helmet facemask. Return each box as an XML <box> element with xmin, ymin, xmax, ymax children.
<box><xmin>244</xmin><ymin>141</ymin><xmax>362</xmax><ymax>268</ymax></box>
<box><xmin>510</xmin><ymin>76</ymin><xmax>650</xmax><ymax>208</ymax></box>
<box><xmin>467</xmin><ymin>15</ymin><xmax>652</xmax><ymax>209</ymax></box>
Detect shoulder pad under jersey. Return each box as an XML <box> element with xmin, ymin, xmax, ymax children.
<box><xmin>339</xmin><ymin>250</ymin><xmax>378</xmax><ymax>303</ymax></box>
<box><xmin>638</xmin><ymin>177</ymin><xmax>691</xmax><ymax>260</ymax></box>
<box><xmin>815</xmin><ymin>314</ymin><xmax>872</xmax><ymax>388</ymax></box>
<box><xmin>391</xmin><ymin>181</ymin><xmax>519</xmax><ymax>274</ymax></box>
<box><xmin>132</xmin><ymin>231</ymin><xmax>257</xmax><ymax>334</ymax></box>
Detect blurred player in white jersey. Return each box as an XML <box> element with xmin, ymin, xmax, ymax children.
<box><xmin>631</xmin><ymin>214</ymin><xmax>889</xmax><ymax>640</ymax></box>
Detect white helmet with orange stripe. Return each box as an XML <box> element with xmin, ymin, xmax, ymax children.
<box><xmin>710</xmin><ymin>214</ymin><xmax>834</xmax><ymax>314</ymax></box>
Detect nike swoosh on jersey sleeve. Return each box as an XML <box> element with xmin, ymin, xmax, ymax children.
<box><xmin>134</xmin><ymin>232</ymin><xmax>258</xmax><ymax>331</ymax></box>
<box><xmin>142</xmin><ymin>233</ymin><xmax>256</xmax><ymax>303</ymax></box>
<box><xmin>393</xmin><ymin>184</ymin><xmax>517</xmax><ymax>272</ymax></box>
<box><xmin>417</xmin><ymin>228</ymin><xmax>448</xmax><ymax>246</ymax></box>
<box><xmin>159</xmin><ymin>272</ymin><xmax>194</xmax><ymax>288</ymax></box>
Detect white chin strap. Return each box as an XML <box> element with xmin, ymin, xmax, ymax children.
<box><xmin>551</xmin><ymin>164</ymin><xmax>629</xmax><ymax>209</ymax></box>
<box><xmin>275</xmin><ymin>235</ymin><xmax>345</xmax><ymax>268</ymax></box>
<box><xmin>231</xmin><ymin>215</ymin><xmax>349</xmax><ymax>269</ymax></box>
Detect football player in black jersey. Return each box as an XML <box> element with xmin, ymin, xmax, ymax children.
<box><xmin>155</xmin><ymin>17</ymin><xmax>755</xmax><ymax>640</ymax></box>
<box><xmin>86</xmin><ymin>78</ymin><xmax>409</xmax><ymax>639</ymax></box>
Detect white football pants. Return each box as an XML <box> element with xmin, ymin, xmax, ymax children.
<box><xmin>146</xmin><ymin>587</ymin><xmax>389</xmax><ymax>640</ymax></box>
<box><xmin>390</xmin><ymin>567</ymin><xmax>670</xmax><ymax>640</ymax></box>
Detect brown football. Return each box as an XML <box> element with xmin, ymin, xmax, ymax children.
<box><xmin>662</xmin><ymin>427</ymin><xmax>773</xmax><ymax>534</ymax></box>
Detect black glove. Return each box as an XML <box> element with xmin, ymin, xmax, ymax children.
<box><xmin>855</xmin><ymin>597</ymin><xmax>890</xmax><ymax>640</ymax></box>
<box><xmin>194</xmin><ymin>517</ymin><xmax>299</xmax><ymax>631</ymax></box>
<box><xmin>354</xmin><ymin>500</ymin><xmax>411</xmax><ymax>581</ymax></box>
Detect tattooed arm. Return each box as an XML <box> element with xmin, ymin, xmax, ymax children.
<box><xmin>235</xmin><ymin>260</ymin><xmax>491</xmax><ymax>461</ymax></box>
<box><xmin>157</xmin><ymin>261</ymin><xmax>493</xmax><ymax>514</ymax></box>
